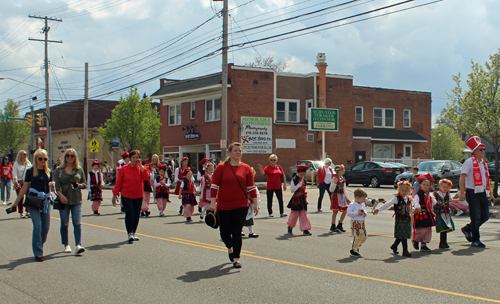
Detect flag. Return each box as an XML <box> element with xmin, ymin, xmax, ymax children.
<box><xmin>37</xmin><ymin>137</ymin><xmax>43</xmax><ymax>149</ymax></box>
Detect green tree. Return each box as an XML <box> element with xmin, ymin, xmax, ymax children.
<box><xmin>444</xmin><ymin>50</ymin><xmax>500</xmax><ymax>197</ymax></box>
<box><xmin>99</xmin><ymin>88</ymin><xmax>161</xmax><ymax>159</ymax></box>
<box><xmin>0</xmin><ymin>99</ymin><xmax>30</xmax><ymax>159</ymax></box>
<box><xmin>431</xmin><ymin>126</ymin><xmax>464</xmax><ymax>161</ymax></box>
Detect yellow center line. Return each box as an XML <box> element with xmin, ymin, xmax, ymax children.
<box><xmin>169</xmin><ymin>237</ymin><xmax>256</xmax><ymax>254</ymax></box>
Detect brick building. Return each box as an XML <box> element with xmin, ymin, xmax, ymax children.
<box><xmin>152</xmin><ymin>61</ymin><xmax>432</xmax><ymax>181</ymax></box>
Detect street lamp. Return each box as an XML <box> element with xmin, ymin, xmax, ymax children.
<box><xmin>0</xmin><ymin>77</ymin><xmax>45</xmax><ymax>90</ymax></box>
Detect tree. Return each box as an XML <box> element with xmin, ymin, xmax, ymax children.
<box><xmin>444</xmin><ymin>50</ymin><xmax>500</xmax><ymax>197</ymax></box>
<box><xmin>431</xmin><ymin>126</ymin><xmax>464</xmax><ymax>161</ymax></box>
<box><xmin>99</xmin><ymin>88</ymin><xmax>161</xmax><ymax>159</ymax></box>
<box><xmin>246</xmin><ymin>56</ymin><xmax>288</xmax><ymax>72</ymax></box>
<box><xmin>0</xmin><ymin>99</ymin><xmax>30</xmax><ymax>159</ymax></box>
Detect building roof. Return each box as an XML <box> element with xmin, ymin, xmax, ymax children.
<box><xmin>353</xmin><ymin>128</ymin><xmax>428</xmax><ymax>142</ymax></box>
<box><xmin>151</xmin><ymin>73</ymin><xmax>227</xmax><ymax>97</ymax></box>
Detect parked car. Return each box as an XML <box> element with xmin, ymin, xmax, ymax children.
<box><xmin>488</xmin><ymin>162</ymin><xmax>500</xmax><ymax>180</ymax></box>
<box><xmin>388</xmin><ymin>162</ymin><xmax>411</xmax><ymax>172</ymax></box>
<box><xmin>344</xmin><ymin>161</ymin><xmax>403</xmax><ymax>188</ymax></box>
<box><xmin>288</xmin><ymin>160</ymin><xmax>325</xmax><ymax>184</ymax></box>
<box><xmin>394</xmin><ymin>160</ymin><xmax>462</xmax><ymax>189</ymax></box>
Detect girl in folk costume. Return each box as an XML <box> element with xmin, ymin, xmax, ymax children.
<box><xmin>174</xmin><ymin>157</ymin><xmax>190</xmax><ymax>215</ymax></box>
<box><xmin>197</xmin><ymin>162</ymin><xmax>214</xmax><ymax>220</ymax></box>
<box><xmin>197</xmin><ymin>158</ymin><xmax>210</xmax><ymax>183</ymax></box>
<box><xmin>154</xmin><ymin>165</ymin><xmax>170</xmax><ymax>217</ymax></box>
<box><xmin>140</xmin><ymin>159</ymin><xmax>155</xmax><ymax>217</ymax></box>
<box><xmin>373</xmin><ymin>181</ymin><xmax>413</xmax><ymax>257</ymax></box>
<box><xmin>329</xmin><ymin>165</ymin><xmax>349</xmax><ymax>233</ymax></box>
<box><xmin>179</xmin><ymin>168</ymin><xmax>197</xmax><ymax>222</ymax></box>
<box><xmin>242</xmin><ymin>167</ymin><xmax>260</xmax><ymax>238</ymax></box>
<box><xmin>286</xmin><ymin>165</ymin><xmax>312</xmax><ymax>236</ymax></box>
<box><xmin>412</xmin><ymin>173</ymin><xmax>438</xmax><ymax>252</ymax></box>
<box><xmin>434</xmin><ymin>179</ymin><xmax>456</xmax><ymax>249</ymax></box>
<box><xmin>88</xmin><ymin>161</ymin><xmax>103</xmax><ymax>215</ymax></box>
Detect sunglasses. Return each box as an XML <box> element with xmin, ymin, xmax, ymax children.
<box><xmin>478</xmin><ymin>149</ymin><xmax>485</xmax><ymax>151</ymax></box>
<box><xmin>270</xmin><ymin>159</ymin><xmax>277</xmax><ymax>161</ymax></box>
<box><xmin>66</xmin><ymin>154</ymin><xmax>75</xmax><ymax>158</ymax></box>
<box><xmin>38</xmin><ymin>157</ymin><xmax>48</xmax><ymax>162</ymax></box>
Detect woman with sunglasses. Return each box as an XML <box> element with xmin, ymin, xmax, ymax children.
<box><xmin>54</xmin><ymin>148</ymin><xmax>87</xmax><ymax>254</ymax></box>
<box><xmin>256</xmin><ymin>154</ymin><xmax>287</xmax><ymax>217</ymax></box>
<box><xmin>1</xmin><ymin>156</ymin><xmax>14</xmax><ymax>206</ymax></box>
<box><xmin>12</xmin><ymin>150</ymin><xmax>32</xmax><ymax>218</ymax></box>
<box><xmin>10</xmin><ymin>149</ymin><xmax>55</xmax><ymax>262</ymax></box>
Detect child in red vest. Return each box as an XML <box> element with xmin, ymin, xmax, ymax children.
<box><xmin>154</xmin><ymin>165</ymin><xmax>170</xmax><ymax>217</ymax></box>
<box><xmin>329</xmin><ymin>165</ymin><xmax>349</xmax><ymax>233</ymax></box>
<box><xmin>412</xmin><ymin>173</ymin><xmax>437</xmax><ymax>252</ymax></box>
<box><xmin>88</xmin><ymin>161</ymin><xmax>103</xmax><ymax>215</ymax></box>
<box><xmin>179</xmin><ymin>168</ymin><xmax>197</xmax><ymax>222</ymax></box>
<box><xmin>286</xmin><ymin>165</ymin><xmax>312</xmax><ymax>236</ymax></box>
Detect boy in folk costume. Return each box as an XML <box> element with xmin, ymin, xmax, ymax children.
<box><xmin>197</xmin><ymin>162</ymin><xmax>214</xmax><ymax>220</ymax></box>
<box><xmin>373</xmin><ymin>181</ymin><xmax>413</xmax><ymax>257</ymax></box>
<box><xmin>346</xmin><ymin>188</ymin><xmax>368</xmax><ymax>258</ymax></box>
<box><xmin>329</xmin><ymin>165</ymin><xmax>349</xmax><ymax>233</ymax></box>
<box><xmin>140</xmin><ymin>159</ymin><xmax>155</xmax><ymax>217</ymax></box>
<box><xmin>88</xmin><ymin>161</ymin><xmax>103</xmax><ymax>215</ymax></box>
<box><xmin>179</xmin><ymin>168</ymin><xmax>197</xmax><ymax>222</ymax></box>
<box><xmin>434</xmin><ymin>179</ymin><xmax>457</xmax><ymax>249</ymax></box>
<box><xmin>174</xmin><ymin>157</ymin><xmax>190</xmax><ymax>215</ymax></box>
<box><xmin>286</xmin><ymin>165</ymin><xmax>312</xmax><ymax>236</ymax></box>
<box><xmin>154</xmin><ymin>165</ymin><xmax>170</xmax><ymax>217</ymax></box>
<box><xmin>242</xmin><ymin>167</ymin><xmax>260</xmax><ymax>238</ymax></box>
<box><xmin>412</xmin><ymin>173</ymin><xmax>438</xmax><ymax>252</ymax></box>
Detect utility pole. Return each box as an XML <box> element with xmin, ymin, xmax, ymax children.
<box><xmin>83</xmin><ymin>63</ymin><xmax>89</xmax><ymax>175</ymax></box>
<box><xmin>30</xmin><ymin>105</ymin><xmax>35</xmax><ymax>162</ymax></box>
<box><xmin>28</xmin><ymin>15</ymin><xmax>62</xmax><ymax>166</ymax></box>
<box><xmin>220</xmin><ymin>0</ymin><xmax>229</xmax><ymax>159</ymax></box>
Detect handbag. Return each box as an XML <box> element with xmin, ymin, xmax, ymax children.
<box><xmin>24</xmin><ymin>195</ymin><xmax>46</xmax><ymax>209</ymax></box>
<box><xmin>53</xmin><ymin>169</ymin><xmax>77</xmax><ymax>210</ymax></box>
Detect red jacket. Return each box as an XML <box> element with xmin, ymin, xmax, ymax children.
<box><xmin>317</xmin><ymin>166</ymin><xmax>334</xmax><ymax>184</ymax></box>
<box><xmin>210</xmin><ymin>162</ymin><xmax>257</xmax><ymax>210</ymax></box>
<box><xmin>113</xmin><ymin>164</ymin><xmax>150</xmax><ymax>199</ymax></box>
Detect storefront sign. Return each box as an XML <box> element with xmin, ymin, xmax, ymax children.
<box><xmin>112</xmin><ymin>138</ymin><xmax>120</xmax><ymax>149</ymax></box>
<box><xmin>308</xmin><ymin>108</ymin><xmax>338</xmax><ymax>131</ymax></box>
<box><xmin>241</xmin><ymin>116</ymin><xmax>272</xmax><ymax>154</ymax></box>
<box><xmin>184</xmin><ymin>128</ymin><xmax>200</xmax><ymax>140</ymax></box>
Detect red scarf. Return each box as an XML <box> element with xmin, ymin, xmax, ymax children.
<box><xmin>472</xmin><ymin>155</ymin><xmax>490</xmax><ymax>192</ymax></box>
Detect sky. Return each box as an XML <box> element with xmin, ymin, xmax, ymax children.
<box><xmin>0</xmin><ymin>0</ymin><xmax>499</xmax><ymax>125</ymax></box>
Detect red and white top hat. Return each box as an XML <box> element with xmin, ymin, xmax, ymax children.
<box><xmin>466</xmin><ymin>136</ymin><xmax>486</xmax><ymax>153</ymax></box>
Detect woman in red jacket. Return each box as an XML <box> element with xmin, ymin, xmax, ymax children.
<box><xmin>112</xmin><ymin>150</ymin><xmax>150</xmax><ymax>243</ymax></box>
<box><xmin>210</xmin><ymin>142</ymin><xmax>258</xmax><ymax>268</ymax></box>
<box><xmin>256</xmin><ymin>154</ymin><xmax>287</xmax><ymax>218</ymax></box>
<box><xmin>316</xmin><ymin>158</ymin><xmax>334</xmax><ymax>212</ymax></box>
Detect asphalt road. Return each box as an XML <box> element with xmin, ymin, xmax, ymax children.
<box><xmin>0</xmin><ymin>185</ymin><xmax>499</xmax><ymax>304</ymax></box>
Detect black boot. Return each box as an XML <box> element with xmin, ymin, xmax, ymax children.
<box><xmin>420</xmin><ymin>243</ymin><xmax>431</xmax><ymax>252</ymax></box>
<box><xmin>287</xmin><ymin>226</ymin><xmax>293</xmax><ymax>234</ymax></box>
<box><xmin>337</xmin><ymin>222</ymin><xmax>346</xmax><ymax>232</ymax></box>
<box><xmin>439</xmin><ymin>232</ymin><xmax>449</xmax><ymax>249</ymax></box>
<box><xmin>412</xmin><ymin>240</ymin><xmax>419</xmax><ymax>250</ymax></box>
<box><xmin>145</xmin><ymin>210</ymin><xmax>151</xmax><ymax>217</ymax></box>
<box><xmin>140</xmin><ymin>211</ymin><xmax>145</xmax><ymax>217</ymax></box>
<box><xmin>390</xmin><ymin>239</ymin><xmax>401</xmax><ymax>254</ymax></box>
<box><xmin>401</xmin><ymin>239</ymin><xmax>411</xmax><ymax>257</ymax></box>
<box><xmin>330</xmin><ymin>224</ymin><xmax>339</xmax><ymax>233</ymax></box>
<box><xmin>179</xmin><ymin>205</ymin><xmax>183</xmax><ymax>215</ymax></box>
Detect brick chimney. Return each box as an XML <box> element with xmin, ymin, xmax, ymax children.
<box><xmin>315</xmin><ymin>53</ymin><xmax>327</xmax><ymax>108</ymax></box>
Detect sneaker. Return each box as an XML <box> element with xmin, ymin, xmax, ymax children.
<box><xmin>350</xmin><ymin>250</ymin><xmax>361</xmax><ymax>257</ymax></box>
<box><xmin>241</xmin><ymin>231</ymin><xmax>245</xmax><ymax>236</ymax></box>
<box><xmin>133</xmin><ymin>234</ymin><xmax>140</xmax><ymax>241</ymax></box>
<box><xmin>317</xmin><ymin>209</ymin><xmax>323</xmax><ymax>213</ymax></box>
<box><xmin>233</xmin><ymin>262</ymin><xmax>242</xmax><ymax>268</ymax></box>
<box><xmin>287</xmin><ymin>226</ymin><xmax>293</xmax><ymax>234</ymax></box>
<box><xmin>76</xmin><ymin>245</ymin><xmax>85</xmax><ymax>254</ymax></box>
<box><xmin>269</xmin><ymin>214</ymin><xmax>274</xmax><ymax>218</ymax></box>
<box><xmin>303</xmin><ymin>230</ymin><xmax>312</xmax><ymax>236</ymax></box>
<box><xmin>186</xmin><ymin>217</ymin><xmax>192</xmax><ymax>222</ymax></box>
<box><xmin>412</xmin><ymin>240</ymin><xmax>419</xmax><ymax>250</ymax></box>
<box><xmin>461</xmin><ymin>227</ymin><xmax>472</xmax><ymax>242</ymax></box>
<box><xmin>128</xmin><ymin>233</ymin><xmax>134</xmax><ymax>244</ymax></box>
<box><xmin>2</xmin><ymin>201</ymin><xmax>6</xmax><ymax>205</ymax></box>
<box><xmin>145</xmin><ymin>211</ymin><xmax>151</xmax><ymax>217</ymax></box>
<box><xmin>35</xmin><ymin>256</ymin><xmax>44</xmax><ymax>262</ymax></box>
<box><xmin>159</xmin><ymin>211</ymin><xmax>164</xmax><ymax>217</ymax></box>
<box><xmin>93</xmin><ymin>211</ymin><xmax>100</xmax><ymax>216</ymax></box>
<box><xmin>248</xmin><ymin>233</ymin><xmax>259</xmax><ymax>238</ymax></box>
<box><xmin>455</xmin><ymin>210</ymin><xmax>464</xmax><ymax>216</ymax></box>
<box><xmin>280</xmin><ymin>213</ymin><xmax>287</xmax><ymax>218</ymax></box>
<box><xmin>471</xmin><ymin>241</ymin><xmax>486</xmax><ymax>248</ymax></box>
<box><xmin>63</xmin><ymin>245</ymin><xmax>72</xmax><ymax>253</ymax></box>
<box><xmin>140</xmin><ymin>211</ymin><xmax>145</xmax><ymax>217</ymax></box>
<box><xmin>6</xmin><ymin>201</ymin><xmax>11</xmax><ymax>206</ymax></box>
<box><xmin>200</xmin><ymin>215</ymin><xmax>204</xmax><ymax>220</ymax></box>
<box><xmin>420</xmin><ymin>244</ymin><xmax>431</xmax><ymax>252</ymax></box>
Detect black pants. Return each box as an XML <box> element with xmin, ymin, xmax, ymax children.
<box><xmin>218</xmin><ymin>207</ymin><xmax>248</xmax><ymax>259</ymax></box>
<box><xmin>463</xmin><ymin>189</ymin><xmax>490</xmax><ymax>242</ymax></box>
<box><xmin>267</xmin><ymin>189</ymin><xmax>284</xmax><ymax>215</ymax></box>
<box><xmin>317</xmin><ymin>183</ymin><xmax>332</xmax><ymax>210</ymax></box>
<box><xmin>122</xmin><ymin>197</ymin><xmax>142</xmax><ymax>234</ymax></box>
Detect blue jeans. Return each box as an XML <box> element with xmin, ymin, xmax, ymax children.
<box><xmin>1</xmin><ymin>178</ymin><xmax>12</xmax><ymax>201</ymax></box>
<box><xmin>28</xmin><ymin>207</ymin><xmax>51</xmax><ymax>257</ymax></box>
<box><xmin>317</xmin><ymin>183</ymin><xmax>332</xmax><ymax>210</ymax></box>
<box><xmin>59</xmin><ymin>204</ymin><xmax>83</xmax><ymax>245</ymax></box>
<box><xmin>464</xmin><ymin>189</ymin><xmax>490</xmax><ymax>242</ymax></box>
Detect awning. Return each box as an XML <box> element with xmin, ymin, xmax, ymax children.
<box><xmin>353</xmin><ymin>128</ymin><xmax>428</xmax><ymax>142</ymax></box>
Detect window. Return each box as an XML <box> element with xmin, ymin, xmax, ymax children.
<box><xmin>373</xmin><ymin>108</ymin><xmax>395</xmax><ymax>128</ymax></box>
<box><xmin>365</xmin><ymin>162</ymin><xmax>378</xmax><ymax>169</ymax></box>
<box><xmin>307</xmin><ymin>133</ymin><xmax>314</xmax><ymax>142</ymax></box>
<box><xmin>205</xmin><ymin>98</ymin><xmax>221</xmax><ymax>122</ymax></box>
<box><xmin>404</xmin><ymin>109</ymin><xmax>411</xmax><ymax>128</ymax></box>
<box><xmin>355</xmin><ymin>106</ymin><xmax>363</xmax><ymax>122</ymax></box>
<box><xmin>305</xmin><ymin>99</ymin><xmax>313</xmax><ymax>120</ymax></box>
<box><xmin>351</xmin><ymin>163</ymin><xmax>364</xmax><ymax>170</ymax></box>
<box><xmin>404</xmin><ymin>144</ymin><xmax>412</xmax><ymax>158</ymax></box>
<box><xmin>169</xmin><ymin>104</ymin><xmax>181</xmax><ymax>126</ymax></box>
<box><xmin>276</xmin><ymin>99</ymin><xmax>300</xmax><ymax>123</ymax></box>
<box><xmin>190</xmin><ymin>101</ymin><xmax>195</xmax><ymax>120</ymax></box>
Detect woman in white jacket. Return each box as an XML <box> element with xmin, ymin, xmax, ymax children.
<box><xmin>12</xmin><ymin>150</ymin><xmax>32</xmax><ymax>218</ymax></box>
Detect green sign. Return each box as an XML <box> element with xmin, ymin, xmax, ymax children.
<box><xmin>308</xmin><ymin>108</ymin><xmax>338</xmax><ymax>131</ymax></box>
<box><xmin>0</xmin><ymin>115</ymin><xmax>8</xmax><ymax>120</ymax></box>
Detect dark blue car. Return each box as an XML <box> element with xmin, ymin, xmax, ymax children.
<box><xmin>345</xmin><ymin>161</ymin><xmax>403</xmax><ymax>188</ymax></box>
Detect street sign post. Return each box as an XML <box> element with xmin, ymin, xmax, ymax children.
<box><xmin>308</xmin><ymin>108</ymin><xmax>338</xmax><ymax>131</ymax></box>
<box><xmin>112</xmin><ymin>138</ymin><xmax>120</xmax><ymax>149</ymax></box>
<box><xmin>89</xmin><ymin>138</ymin><xmax>100</xmax><ymax>149</ymax></box>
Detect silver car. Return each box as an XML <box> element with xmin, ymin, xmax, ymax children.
<box><xmin>288</xmin><ymin>160</ymin><xmax>325</xmax><ymax>184</ymax></box>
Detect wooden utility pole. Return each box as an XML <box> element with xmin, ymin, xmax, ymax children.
<box><xmin>220</xmin><ymin>0</ymin><xmax>229</xmax><ymax>159</ymax></box>
<box><xmin>83</xmin><ymin>62</ymin><xmax>89</xmax><ymax>175</ymax></box>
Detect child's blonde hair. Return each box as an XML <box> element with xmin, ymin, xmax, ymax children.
<box><xmin>397</xmin><ymin>180</ymin><xmax>412</xmax><ymax>193</ymax></box>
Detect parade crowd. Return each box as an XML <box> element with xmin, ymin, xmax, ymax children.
<box><xmin>4</xmin><ymin>136</ymin><xmax>495</xmax><ymax>267</ymax></box>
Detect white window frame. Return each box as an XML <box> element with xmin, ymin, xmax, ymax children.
<box><xmin>168</xmin><ymin>104</ymin><xmax>182</xmax><ymax>126</ymax></box>
<box><xmin>403</xmin><ymin>109</ymin><xmax>411</xmax><ymax>128</ymax></box>
<box><xmin>305</xmin><ymin>99</ymin><xmax>313</xmax><ymax>120</ymax></box>
<box><xmin>307</xmin><ymin>133</ymin><xmax>314</xmax><ymax>142</ymax></box>
<box><xmin>190</xmin><ymin>101</ymin><xmax>196</xmax><ymax>120</ymax></box>
<box><xmin>403</xmin><ymin>144</ymin><xmax>412</xmax><ymax>158</ymax></box>
<box><xmin>205</xmin><ymin>98</ymin><xmax>221</xmax><ymax>122</ymax></box>
<box><xmin>275</xmin><ymin>99</ymin><xmax>300</xmax><ymax>123</ymax></box>
<box><xmin>373</xmin><ymin>108</ymin><xmax>395</xmax><ymax>128</ymax></box>
<box><xmin>355</xmin><ymin>106</ymin><xmax>363</xmax><ymax>123</ymax></box>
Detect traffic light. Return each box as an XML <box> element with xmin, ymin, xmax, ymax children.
<box><xmin>26</xmin><ymin>114</ymin><xmax>33</xmax><ymax>127</ymax></box>
<box><xmin>36</xmin><ymin>113</ymin><xmax>43</xmax><ymax>126</ymax></box>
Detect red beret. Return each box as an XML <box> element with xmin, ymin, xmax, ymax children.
<box><xmin>296</xmin><ymin>165</ymin><xmax>309</xmax><ymax>172</ymax></box>
<box><xmin>141</xmin><ymin>159</ymin><xmax>149</xmax><ymax>164</ymax></box>
<box><xmin>417</xmin><ymin>173</ymin><xmax>435</xmax><ymax>183</ymax></box>
<box><xmin>158</xmin><ymin>164</ymin><xmax>167</xmax><ymax>170</ymax></box>
<box><xmin>91</xmin><ymin>161</ymin><xmax>100</xmax><ymax>167</ymax></box>
<box><xmin>121</xmin><ymin>152</ymin><xmax>129</xmax><ymax>158</ymax></box>
<box><xmin>199</xmin><ymin>158</ymin><xmax>210</xmax><ymax>165</ymax></box>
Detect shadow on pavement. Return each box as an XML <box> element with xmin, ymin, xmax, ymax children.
<box><xmin>0</xmin><ymin>217</ymin><xmax>26</xmax><ymax>222</ymax></box>
<box><xmin>165</xmin><ymin>221</ymin><xmax>205</xmax><ymax>225</ymax></box>
<box><xmin>85</xmin><ymin>240</ymin><xmax>129</xmax><ymax>251</ymax></box>
<box><xmin>0</xmin><ymin>252</ymin><xmax>70</xmax><ymax>271</ymax></box>
<box><xmin>82</xmin><ymin>212</ymin><xmax>122</xmax><ymax>218</ymax></box>
<box><xmin>316</xmin><ymin>232</ymin><xmax>340</xmax><ymax>238</ymax></box>
<box><xmin>336</xmin><ymin>257</ymin><xmax>355</xmax><ymax>264</ymax></box>
<box><xmin>275</xmin><ymin>234</ymin><xmax>295</xmax><ymax>241</ymax></box>
<box><xmin>451</xmin><ymin>245</ymin><xmax>488</xmax><ymax>256</ymax></box>
<box><xmin>176</xmin><ymin>263</ymin><xmax>238</xmax><ymax>282</ymax></box>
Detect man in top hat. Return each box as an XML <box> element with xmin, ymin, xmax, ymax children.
<box><xmin>459</xmin><ymin>136</ymin><xmax>494</xmax><ymax>248</ymax></box>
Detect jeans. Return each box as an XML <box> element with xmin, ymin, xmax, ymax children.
<box><xmin>317</xmin><ymin>183</ymin><xmax>332</xmax><ymax>210</ymax></box>
<box><xmin>218</xmin><ymin>207</ymin><xmax>248</xmax><ymax>259</ymax></box>
<box><xmin>464</xmin><ymin>189</ymin><xmax>490</xmax><ymax>242</ymax></box>
<box><xmin>122</xmin><ymin>197</ymin><xmax>142</xmax><ymax>234</ymax></box>
<box><xmin>1</xmin><ymin>178</ymin><xmax>12</xmax><ymax>201</ymax></box>
<box><xmin>28</xmin><ymin>207</ymin><xmax>51</xmax><ymax>257</ymax></box>
<box><xmin>59</xmin><ymin>204</ymin><xmax>83</xmax><ymax>245</ymax></box>
<box><xmin>266</xmin><ymin>189</ymin><xmax>284</xmax><ymax>215</ymax></box>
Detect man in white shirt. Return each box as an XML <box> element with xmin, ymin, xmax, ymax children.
<box><xmin>459</xmin><ymin>136</ymin><xmax>493</xmax><ymax>248</ymax></box>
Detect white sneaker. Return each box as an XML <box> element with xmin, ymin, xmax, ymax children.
<box><xmin>76</xmin><ymin>245</ymin><xmax>85</xmax><ymax>254</ymax></box>
<box><xmin>133</xmin><ymin>234</ymin><xmax>140</xmax><ymax>241</ymax></box>
<box><xmin>63</xmin><ymin>245</ymin><xmax>72</xmax><ymax>253</ymax></box>
<box><xmin>128</xmin><ymin>233</ymin><xmax>134</xmax><ymax>243</ymax></box>
<box><xmin>456</xmin><ymin>210</ymin><xmax>464</xmax><ymax>216</ymax></box>
<box><xmin>159</xmin><ymin>211</ymin><xmax>164</xmax><ymax>216</ymax></box>
<box><xmin>2</xmin><ymin>201</ymin><xmax>6</xmax><ymax>205</ymax></box>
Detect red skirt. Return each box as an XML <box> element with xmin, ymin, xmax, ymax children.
<box><xmin>174</xmin><ymin>182</ymin><xmax>181</xmax><ymax>195</ymax></box>
<box><xmin>330</xmin><ymin>194</ymin><xmax>348</xmax><ymax>211</ymax></box>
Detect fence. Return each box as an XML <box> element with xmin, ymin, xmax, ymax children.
<box><xmin>371</xmin><ymin>158</ymin><xmax>434</xmax><ymax>167</ymax></box>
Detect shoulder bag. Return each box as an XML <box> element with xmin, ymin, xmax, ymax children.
<box><xmin>24</xmin><ymin>171</ymin><xmax>48</xmax><ymax>209</ymax></box>
<box><xmin>53</xmin><ymin>168</ymin><xmax>77</xmax><ymax>210</ymax></box>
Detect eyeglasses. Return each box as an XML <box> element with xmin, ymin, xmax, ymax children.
<box><xmin>270</xmin><ymin>159</ymin><xmax>277</xmax><ymax>161</ymax></box>
<box><xmin>478</xmin><ymin>149</ymin><xmax>485</xmax><ymax>151</ymax></box>
<box><xmin>38</xmin><ymin>157</ymin><xmax>48</xmax><ymax>162</ymax></box>
<box><xmin>66</xmin><ymin>154</ymin><xmax>75</xmax><ymax>158</ymax></box>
